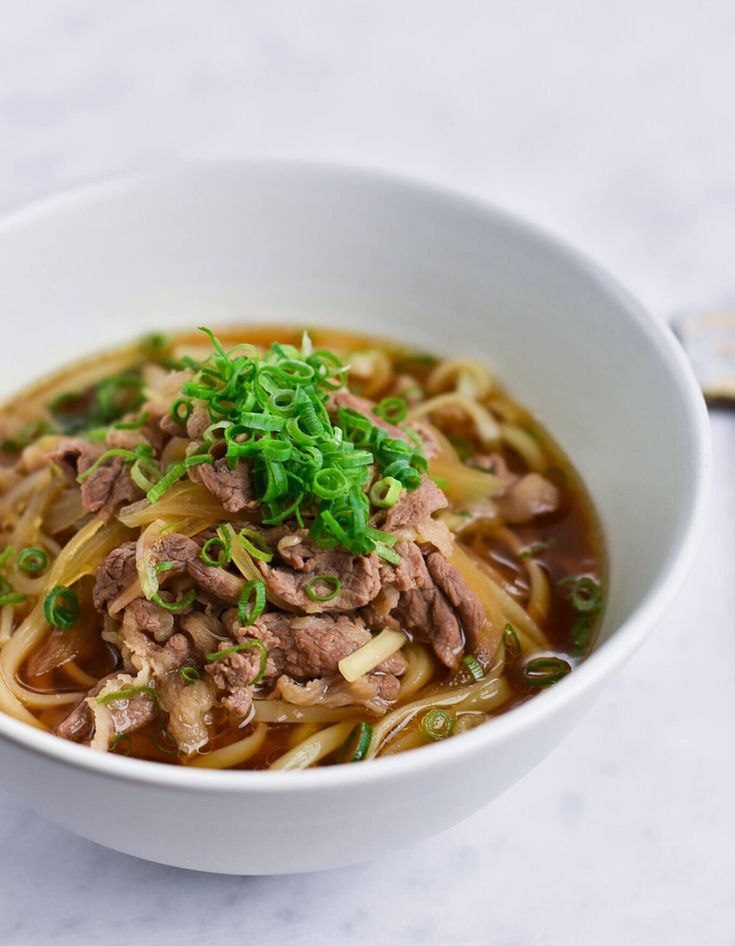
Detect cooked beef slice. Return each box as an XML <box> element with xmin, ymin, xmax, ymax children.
<box><xmin>204</xmin><ymin>645</ymin><xmax>263</xmax><ymax>722</ymax></box>
<box><xmin>424</xmin><ymin>551</ymin><xmax>486</xmax><ymax>657</ymax></box>
<box><xmin>49</xmin><ymin>438</ymin><xmax>142</xmax><ymax>518</ymax></box>
<box><xmin>257</xmin><ymin>532</ymin><xmax>381</xmax><ymax>612</ymax></box>
<box><xmin>189</xmin><ymin>457</ymin><xmax>258</xmax><ymax>513</ymax></box>
<box><xmin>93</xmin><ymin>542</ymin><xmax>137</xmax><ymax>611</ymax></box>
<box><xmin>495</xmin><ymin>473</ymin><xmax>560</xmax><ymax>524</ymax></box>
<box><xmin>383</xmin><ymin>475</ymin><xmax>448</xmax><ymax>532</ymax></box>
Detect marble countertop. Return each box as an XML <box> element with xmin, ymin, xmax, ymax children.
<box><xmin>1</xmin><ymin>3</ymin><xmax>734</xmax><ymax>943</ymax></box>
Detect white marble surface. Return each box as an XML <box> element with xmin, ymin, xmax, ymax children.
<box><xmin>1</xmin><ymin>2</ymin><xmax>734</xmax><ymax>943</ymax></box>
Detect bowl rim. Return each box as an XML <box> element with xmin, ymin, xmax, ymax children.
<box><xmin>0</xmin><ymin>159</ymin><xmax>712</xmax><ymax>792</ymax></box>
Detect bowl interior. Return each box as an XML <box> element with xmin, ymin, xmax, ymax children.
<box><xmin>0</xmin><ymin>164</ymin><xmax>706</xmax><ymax>655</ymax></box>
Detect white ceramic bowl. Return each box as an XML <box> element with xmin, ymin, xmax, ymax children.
<box><xmin>0</xmin><ymin>163</ymin><xmax>710</xmax><ymax>874</ymax></box>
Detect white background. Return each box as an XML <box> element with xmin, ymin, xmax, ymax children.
<box><xmin>1</xmin><ymin>3</ymin><xmax>734</xmax><ymax>944</ymax></box>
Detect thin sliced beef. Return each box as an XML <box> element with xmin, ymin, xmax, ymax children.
<box><xmin>179</xmin><ymin>610</ymin><xmax>228</xmax><ymax>657</ymax></box>
<box><xmin>54</xmin><ymin>697</ymin><xmax>98</xmax><ymax>743</ymax></box>
<box><xmin>187</xmin><ymin>558</ymin><xmax>243</xmax><ymax>604</ymax></box>
<box><xmin>496</xmin><ymin>473</ymin><xmax>560</xmax><ymax>524</ymax></box>
<box><xmin>360</xmin><ymin>540</ymin><xmax>429</xmax><ymax>629</ymax></box>
<box><xmin>274</xmin><ymin>670</ymin><xmax>402</xmax><ymax>714</ymax></box>
<box><xmin>205</xmin><ymin>644</ymin><xmax>262</xmax><ymax>722</ymax></box>
<box><xmin>158</xmin><ymin>674</ymin><xmax>215</xmax><ymax>754</ymax></box>
<box><xmin>209</xmin><ymin>613</ymin><xmax>407</xmax><ymax>717</ymax></box>
<box><xmin>368</xmin><ymin>540</ymin><xmax>484</xmax><ymax>670</ymax></box>
<box><xmin>424</xmin><ymin>551</ymin><xmax>487</xmax><ymax>657</ymax></box>
<box><xmin>257</xmin><ymin>531</ymin><xmax>381</xmax><ymax>612</ymax></box>
<box><xmin>145</xmin><ymin>531</ymin><xmax>244</xmax><ymax>604</ymax></box>
<box><xmin>121</xmin><ymin>601</ymin><xmax>192</xmax><ymax>677</ymax></box>
<box><xmin>467</xmin><ymin>452</ymin><xmax>517</xmax><ymax>482</ymax></box>
<box><xmin>383</xmin><ymin>475</ymin><xmax>448</xmax><ymax>532</ymax></box>
<box><xmin>49</xmin><ymin>437</ymin><xmax>142</xmax><ymax>519</ymax></box>
<box><xmin>54</xmin><ymin>672</ymin><xmax>156</xmax><ymax>745</ymax></box>
<box><xmin>93</xmin><ymin>542</ymin><xmax>137</xmax><ymax>611</ymax></box>
<box><xmin>393</xmin><ymin>581</ymin><xmax>465</xmax><ymax>669</ymax></box>
<box><xmin>123</xmin><ymin>596</ymin><xmax>175</xmax><ymax>642</ymax></box>
<box><xmin>189</xmin><ymin>457</ymin><xmax>258</xmax><ymax>513</ymax></box>
<box><xmin>186</xmin><ymin>401</ymin><xmax>211</xmax><ymax>440</ymax></box>
<box><xmin>246</xmin><ymin>612</ymin><xmax>407</xmax><ymax>682</ymax></box>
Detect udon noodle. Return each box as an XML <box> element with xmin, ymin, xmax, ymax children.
<box><xmin>0</xmin><ymin>326</ymin><xmax>604</xmax><ymax>769</ymax></box>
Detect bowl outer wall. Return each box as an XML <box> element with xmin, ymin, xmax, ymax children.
<box><xmin>0</xmin><ymin>163</ymin><xmax>711</xmax><ymax>873</ymax></box>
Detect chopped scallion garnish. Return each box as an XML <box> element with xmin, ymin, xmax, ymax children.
<box><xmin>146</xmin><ymin>454</ymin><xmax>214</xmax><ymax>505</ymax></box>
<box><xmin>421</xmin><ymin>709</ymin><xmax>454</xmax><ymax>741</ymax></box>
<box><xmin>237</xmin><ymin>579</ymin><xmax>266</xmax><ymax>627</ymax></box>
<box><xmin>152</xmin><ymin>589</ymin><xmax>197</xmax><ymax>612</ymax></box>
<box><xmin>17</xmin><ymin>547</ymin><xmax>48</xmax><ymax>575</ymax></box>
<box><xmin>503</xmin><ymin>623</ymin><xmax>521</xmax><ymax>660</ymax></box>
<box><xmin>180</xmin><ymin>666</ymin><xmax>202</xmax><ymax>684</ymax></box>
<box><xmin>43</xmin><ymin>585</ymin><xmax>79</xmax><ymax>630</ymax></box>
<box><xmin>462</xmin><ymin>654</ymin><xmax>484</xmax><ymax>681</ymax></box>
<box><xmin>374</xmin><ymin>397</ymin><xmax>408</xmax><ymax>425</ymax></box>
<box><xmin>369</xmin><ymin>476</ymin><xmax>403</xmax><ymax>508</ymax></box>
<box><xmin>201</xmin><ymin>535</ymin><xmax>232</xmax><ymax>568</ymax></box>
<box><xmin>337</xmin><ymin>721</ymin><xmax>373</xmax><ymax>762</ymax></box>
<box><xmin>558</xmin><ymin>575</ymin><xmax>603</xmax><ymax>613</ymax></box>
<box><xmin>151</xmin><ymin>328</ymin><xmax>427</xmax><ymax>557</ymax></box>
<box><xmin>518</xmin><ymin>537</ymin><xmax>557</xmax><ymax>560</ymax></box>
<box><xmin>234</xmin><ymin>528</ymin><xmax>273</xmax><ymax>563</ymax></box>
<box><xmin>305</xmin><ymin>575</ymin><xmax>341</xmax><ymax>602</ymax></box>
<box><xmin>522</xmin><ymin>656</ymin><xmax>571</xmax><ymax>688</ymax></box>
<box><xmin>0</xmin><ymin>546</ymin><xmax>14</xmax><ymax>569</ymax></box>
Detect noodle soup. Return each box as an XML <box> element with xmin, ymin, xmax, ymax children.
<box><xmin>0</xmin><ymin>327</ymin><xmax>604</xmax><ymax>769</ymax></box>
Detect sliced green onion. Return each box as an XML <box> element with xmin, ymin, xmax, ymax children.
<box><xmin>235</xmin><ymin>527</ymin><xmax>273</xmax><ymax>563</ymax></box>
<box><xmin>375</xmin><ymin>542</ymin><xmax>401</xmax><ymax>565</ymax></box>
<box><xmin>113</xmin><ymin>411</ymin><xmax>150</xmax><ymax>430</ymax></box>
<box><xmin>43</xmin><ymin>586</ymin><xmax>79</xmax><ymax>630</ymax></box>
<box><xmin>0</xmin><ymin>546</ymin><xmax>15</xmax><ymax>569</ymax></box>
<box><xmin>96</xmin><ymin>684</ymin><xmax>156</xmax><ymax>705</ymax></box>
<box><xmin>143</xmin><ymin>327</ymin><xmax>428</xmax><ymax>558</ymax></box>
<box><xmin>337</xmin><ymin>721</ymin><xmax>373</xmax><ymax>762</ymax></box>
<box><xmin>180</xmin><ymin>666</ymin><xmax>202</xmax><ymax>684</ymax></box>
<box><xmin>558</xmin><ymin>575</ymin><xmax>603</xmax><ymax>613</ymax></box>
<box><xmin>369</xmin><ymin>476</ymin><xmax>403</xmax><ymax>508</ymax></box>
<box><xmin>152</xmin><ymin>588</ymin><xmax>197</xmax><ymax>612</ymax></box>
<box><xmin>522</xmin><ymin>656</ymin><xmax>572</xmax><ymax>688</ymax></box>
<box><xmin>146</xmin><ymin>454</ymin><xmax>214</xmax><ymax>504</ymax></box>
<box><xmin>570</xmin><ymin>616</ymin><xmax>592</xmax><ymax>657</ymax></box>
<box><xmin>17</xmin><ymin>547</ymin><xmax>48</xmax><ymax>575</ymax></box>
<box><xmin>201</xmin><ymin>536</ymin><xmax>231</xmax><ymax>567</ymax></box>
<box><xmin>130</xmin><ymin>457</ymin><xmax>161</xmax><ymax>493</ymax></box>
<box><xmin>503</xmin><ymin>623</ymin><xmax>522</xmax><ymax>659</ymax></box>
<box><xmin>239</xmin><ymin>411</ymin><xmax>285</xmax><ymax>432</ymax></box>
<box><xmin>237</xmin><ymin>579</ymin><xmax>266</xmax><ymax>627</ymax></box>
<box><xmin>110</xmin><ymin>733</ymin><xmax>133</xmax><ymax>755</ymax></box>
<box><xmin>76</xmin><ymin>447</ymin><xmax>146</xmax><ymax>483</ymax></box>
<box><xmin>462</xmin><ymin>654</ymin><xmax>484</xmax><ymax>681</ymax></box>
<box><xmin>312</xmin><ymin>467</ymin><xmax>348</xmax><ymax>500</ymax></box>
<box><xmin>153</xmin><ymin>732</ymin><xmax>180</xmax><ymax>756</ymax></box>
<box><xmin>0</xmin><ymin>591</ymin><xmax>27</xmax><ymax>606</ymax></box>
<box><xmin>171</xmin><ymin>399</ymin><xmax>193</xmax><ymax>423</ymax></box>
<box><xmin>518</xmin><ymin>537</ymin><xmax>557</xmax><ymax>560</ymax></box>
<box><xmin>421</xmin><ymin>709</ymin><xmax>454</xmax><ymax>741</ymax></box>
<box><xmin>374</xmin><ymin>397</ymin><xmax>408</xmax><ymax>424</ymax></box>
<box><xmin>206</xmin><ymin>639</ymin><xmax>268</xmax><ymax>685</ymax></box>
<box><xmin>305</xmin><ymin>575</ymin><xmax>341</xmax><ymax>602</ymax></box>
